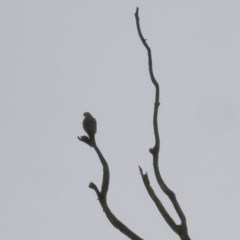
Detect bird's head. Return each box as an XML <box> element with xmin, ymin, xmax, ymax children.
<box><xmin>83</xmin><ymin>112</ymin><xmax>92</xmax><ymax>118</ymax></box>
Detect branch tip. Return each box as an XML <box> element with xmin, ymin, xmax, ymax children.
<box><xmin>138</xmin><ymin>166</ymin><xmax>150</xmax><ymax>185</ymax></box>
<box><xmin>89</xmin><ymin>182</ymin><xmax>100</xmax><ymax>195</ymax></box>
<box><xmin>138</xmin><ymin>165</ymin><xmax>143</xmax><ymax>174</ymax></box>
<box><xmin>135</xmin><ymin>7</ymin><xmax>139</xmax><ymax>16</ymax></box>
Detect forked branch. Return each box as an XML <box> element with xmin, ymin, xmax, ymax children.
<box><xmin>135</xmin><ymin>7</ymin><xmax>191</xmax><ymax>240</ymax></box>
<box><xmin>79</xmin><ymin>7</ymin><xmax>191</xmax><ymax>240</ymax></box>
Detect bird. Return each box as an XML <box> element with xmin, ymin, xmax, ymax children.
<box><xmin>82</xmin><ymin>112</ymin><xmax>97</xmax><ymax>142</ymax></box>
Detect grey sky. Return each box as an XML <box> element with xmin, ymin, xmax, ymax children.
<box><xmin>1</xmin><ymin>1</ymin><xmax>240</xmax><ymax>239</ymax></box>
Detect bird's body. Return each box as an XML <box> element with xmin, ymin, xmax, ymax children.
<box><xmin>83</xmin><ymin>112</ymin><xmax>97</xmax><ymax>142</ymax></box>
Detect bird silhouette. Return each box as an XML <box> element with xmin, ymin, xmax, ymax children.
<box><xmin>82</xmin><ymin>112</ymin><xmax>97</xmax><ymax>142</ymax></box>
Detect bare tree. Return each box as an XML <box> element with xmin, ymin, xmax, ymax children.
<box><xmin>78</xmin><ymin>7</ymin><xmax>191</xmax><ymax>240</ymax></box>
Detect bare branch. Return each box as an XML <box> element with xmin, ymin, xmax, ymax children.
<box><xmin>78</xmin><ymin>138</ymin><xmax>144</xmax><ymax>240</ymax></box>
<box><xmin>139</xmin><ymin>166</ymin><xmax>179</xmax><ymax>234</ymax></box>
<box><xmin>79</xmin><ymin>7</ymin><xmax>191</xmax><ymax>240</ymax></box>
<box><xmin>135</xmin><ymin>7</ymin><xmax>160</xmax><ymax>154</ymax></box>
<box><xmin>92</xmin><ymin>143</ymin><xmax>109</xmax><ymax>199</ymax></box>
<box><xmin>135</xmin><ymin>7</ymin><xmax>191</xmax><ymax>240</ymax></box>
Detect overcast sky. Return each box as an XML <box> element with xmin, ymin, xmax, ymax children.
<box><xmin>1</xmin><ymin>1</ymin><xmax>240</xmax><ymax>239</ymax></box>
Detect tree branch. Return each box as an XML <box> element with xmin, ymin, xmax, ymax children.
<box><xmin>135</xmin><ymin>7</ymin><xmax>191</xmax><ymax>240</ymax></box>
<box><xmin>135</xmin><ymin>7</ymin><xmax>160</xmax><ymax>154</ymax></box>
<box><xmin>139</xmin><ymin>166</ymin><xmax>179</xmax><ymax>235</ymax></box>
<box><xmin>78</xmin><ymin>137</ymin><xmax>144</xmax><ymax>240</ymax></box>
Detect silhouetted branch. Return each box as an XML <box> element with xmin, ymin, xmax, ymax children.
<box><xmin>79</xmin><ymin>6</ymin><xmax>191</xmax><ymax>240</ymax></box>
<box><xmin>135</xmin><ymin>8</ymin><xmax>160</xmax><ymax>154</ymax></box>
<box><xmin>139</xmin><ymin>167</ymin><xmax>179</xmax><ymax>234</ymax></box>
<box><xmin>135</xmin><ymin>7</ymin><xmax>191</xmax><ymax>240</ymax></box>
<box><xmin>78</xmin><ymin>137</ymin><xmax>144</xmax><ymax>240</ymax></box>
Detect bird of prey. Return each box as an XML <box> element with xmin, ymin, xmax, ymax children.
<box><xmin>82</xmin><ymin>112</ymin><xmax>97</xmax><ymax>142</ymax></box>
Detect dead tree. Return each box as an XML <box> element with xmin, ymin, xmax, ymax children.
<box><xmin>78</xmin><ymin>7</ymin><xmax>191</xmax><ymax>240</ymax></box>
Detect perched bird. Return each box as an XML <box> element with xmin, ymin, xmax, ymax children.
<box><xmin>82</xmin><ymin>112</ymin><xmax>97</xmax><ymax>142</ymax></box>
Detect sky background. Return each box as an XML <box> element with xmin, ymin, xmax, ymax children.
<box><xmin>1</xmin><ymin>0</ymin><xmax>240</xmax><ymax>239</ymax></box>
